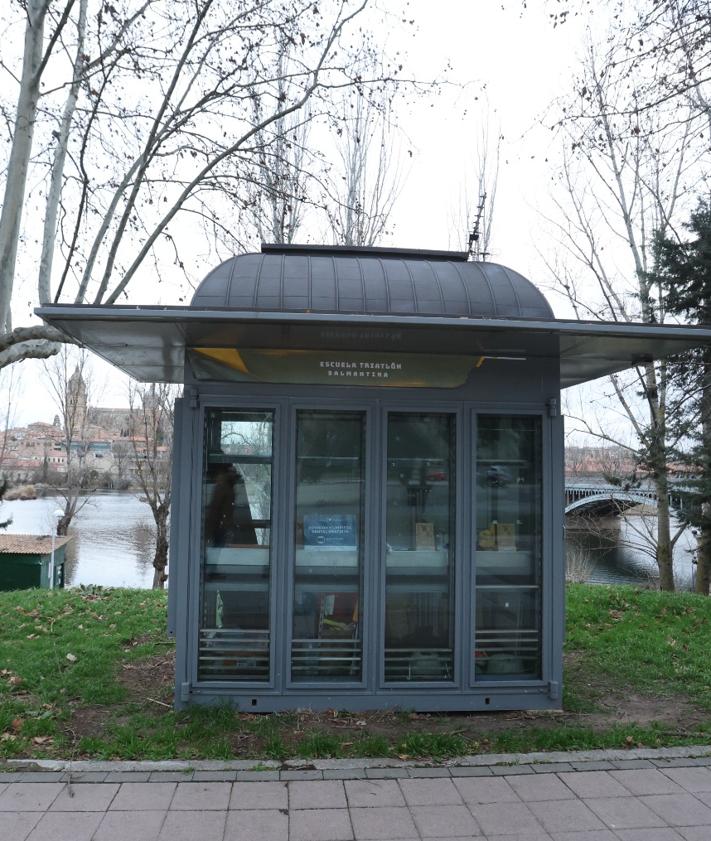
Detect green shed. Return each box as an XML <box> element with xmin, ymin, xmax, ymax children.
<box><xmin>0</xmin><ymin>534</ymin><xmax>70</xmax><ymax>590</ymax></box>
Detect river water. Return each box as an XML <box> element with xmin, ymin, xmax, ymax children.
<box><xmin>2</xmin><ymin>493</ymin><xmax>156</xmax><ymax>588</ymax></box>
<box><xmin>1</xmin><ymin>493</ymin><xmax>698</xmax><ymax>590</ymax></box>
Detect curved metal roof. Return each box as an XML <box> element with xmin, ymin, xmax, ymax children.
<box><xmin>191</xmin><ymin>244</ymin><xmax>554</xmax><ymax>320</ymax></box>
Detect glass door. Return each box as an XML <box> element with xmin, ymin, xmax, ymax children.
<box><xmin>384</xmin><ymin>413</ymin><xmax>456</xmax><ymax>682</ymax></box>
<box><xmin>198</xmin><ymin>409</ymin><xmax>274</xmax><ymax>682</ymax></box>
<box><xmin>474</xmin><ymin>415</ymin><xmax>543</xmax><ymax>681</ymax></box>
<box><xmin>291</xmin><ymin>410</ymin><xmax>366</xmax><ymax>682</ymax></box>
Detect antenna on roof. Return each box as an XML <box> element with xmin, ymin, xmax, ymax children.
<box><xmin>467</xmin><ymin>193</ymin><xmax>489</xmax><ymax>261</ymax></box>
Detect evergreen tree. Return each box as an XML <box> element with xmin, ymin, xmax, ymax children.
<box><xmin>655</xmin><ymin>198</ymin><xmax>711</xmax><ymax>595</ymax></box>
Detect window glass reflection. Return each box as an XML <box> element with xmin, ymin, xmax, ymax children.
<box><xmin>292</xmin><ymin>411</ymin><xmax>365</xmax><ymax>682</ymax></box>
<box><xmin>385</xmin><ymin>414</ymin><xmax>455</xmax><ymax>682</ymax></box>
<box><xmin>199</xmin><ymin>410</ymin><xmax>273</xmax><ymax>681</ymax></box>
<box><xmin>475</xmin><ymin>415</ymin><xmax>542</xmax><ymax>680</ymax></box>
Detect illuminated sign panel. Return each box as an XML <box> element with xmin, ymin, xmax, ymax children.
<box><xmin>190</xmin><ymin>348</ymin><xmax>485</xmax><ymax>388</ymax></box>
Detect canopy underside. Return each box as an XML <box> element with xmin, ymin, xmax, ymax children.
<box><xmin>35</xmin><ymin>305</ymin><xmax>711</xmax><ymax>389</ymax></box>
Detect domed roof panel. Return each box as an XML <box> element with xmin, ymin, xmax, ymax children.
<box><xmin>190</xmin><ymin>245</ymin><xmax>554</xmax><ymax>320</ymax></box>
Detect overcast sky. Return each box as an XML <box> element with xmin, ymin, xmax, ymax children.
<box><xmin>5</xmin><ymin>1</ymin><xmax>596</xmax><ymax>428</ymax></box>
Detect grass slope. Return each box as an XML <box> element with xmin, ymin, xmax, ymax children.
<box><xmin>0</xmin><ymin>584</ymin><xmax>710</xmax><ymax>761</ymax></box>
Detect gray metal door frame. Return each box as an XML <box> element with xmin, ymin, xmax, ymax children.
<box><xmin>179</xmin><ymin>384</ymin><xmax>561</xmax><ymax>705</ymax></box>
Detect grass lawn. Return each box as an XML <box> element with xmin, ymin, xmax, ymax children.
<box><xmin>1</xmin><ymin>583</ymin><xmax>710</xmax><ymax>762</ymax></box>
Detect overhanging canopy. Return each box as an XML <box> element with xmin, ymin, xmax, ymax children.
<box><xmin>35</xmin><ymin>303</ymin><xmax>711</xmax><ymax>388</ymax></box>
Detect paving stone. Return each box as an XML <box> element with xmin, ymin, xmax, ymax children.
<box><xmin>224</xmin><ymin>808</ymin><xmax>289</xmax><ymax>841</ymax></box>
<box><xmin>449</xmin><ymin>766</ymin><xmax>493</xmax><ymax>777</ymax></box>
<box><xmin>653</xmin><ymin>759</ymin><xmax>701</xmax><ymax>768</ymax></box>
<box><xmin>484</xmin><ymin>831</ymin><xmax>553</xmax><ymax>841</ymax></box>
<box><xmin>611</xmin><ymin>760</ymin><xmax>656</xmax><ymax>770</ymax></box>
<box><xmin>289</xmin><ymin>780</ymin><xmax>346</xmax><ymax>809</ymax></box>
<box><xmin>532</xmin><ymin>763</ymin><xmax>574</xmax><ymax>774</ymax></box>
<box><xmin>549</xmin><ymin>832</ymin><xmax>619</xmax><ymax>841</ymax></box>
<box><xmin>230</xmin><ymin>781</ymin><xmax>288</xmax><ymax>810</ymax></box>
<box><xmin>0</xmin><ymin>811</ymin><xmax>41</xmax><ymax>841</ymax></box>
<box><xmin>280</xmin><ymin>770</ymin><xmax>323</xmax><ymax>781</ymax></box>
<box><xmin>558</xmin><ymin>771</ymin><xmax>631</xmax><ymax>799</ymax></box>
<box><xmin>491</xmin><ymin>765</ymin><xmax>535</xmax><ymax>776</ymax></box>
<box><xmin>0</xmin><ymin>773</ymin><xmax>28</xmax><ymax>782</ymax></box>
<box><xmin>364</xmin><ymin>767</ymin><xmax>408</xmax><ymax>779</ymax></box>
<box><xmin>662</xmin><ymin>766</ymin><xmax>711</xmax><ymax>792</ymax></box>
<box><xmin>111</xmin><ymin>782</ymin><xmax>176</xmax><ymax>811</ymax></box>
<box><xmin>193</xmin><ymin>770</ymin><xmax>238</xmax><ymax>782</ymax></box>
<box><xmin>158</xmin><ymin>809</ymin><xmax>227</xmax><ymax>841</ymax></box>
<box><xmin>170</xmin><ymin>781</ymin><xmax>232</xmax><ymax>810</ymax></box>
<box><xmin>678</xmin><ymin>828</ymin><xmax>711</xmax><ymax>840</ymax></box>
<box><xmin>349</xmin><ymin>806</ymin><xmax>418</xmax><ymax>839</ymax></box>
<box><xmin>615</xmin><ymin>831</ymin><xmax>687</xmax><ymax>841</ymax></box>
<box><xmin>469</xmin><ymin>801</ymin><xmax>540</xmax><ymax>835</ymax></box>
<box><xmin>149</xmin><ymin>771</ymin><xmax>194</xmax><ymax>783</ymax></box>
<box><xmin>25</xmin><ymin>810</ymin><xmax>103</xmax><ymax>841</ymax></box>
<box><xmin>584</xmin><ymin>795</ymin><xmax>667</xmax><ymax>830</ymax></box>
<box><xmin>610</xmin><ymin>769</ymin><xmax>685</xmax><ymax>796</ymax></box>
<box><xmin>452</xmin><ymin>776</ymin><xmax>519</xmax><ymax>804</ymax></box>
<box><xmin>62</xmin><ymin>772</ymin><xmax>108</xmax><ymax>783</ymax></box>
<box><xmin>640</xmin><ymin>793</ymin><xmax>711</xmax><ymax>826</ymax></box>
<box><xmin>571</xmin><ymin>762</ymin><xmax>615</xmax><ymax>772</ymax></box>
<box><xmin>236</xmin><ymin>771</ymin><xmax>281</xmax><ymax>782</ymax></box>
<box><xmin>506</xmin><ymin>773</ymin><xmax>576</xmax><ymax>801</ymax></box>
<box><xmin>528</xmin><ymin>799</ymin><xmax>607</xmax><ymax>834</ymax></box>
<box><xmin>104</xmin><ymin>772</ymin><xmax>152</xmax><ymax>782</ymax></box>
<box><xmin>49</xmin><ymin>782</ymin><xmax>118</xmax><ymax>811</ymax></box>
<box><xmin>345</xmin><ymin>779</ymin><xmax>405</xmax><ymax>807</ymax></box>
<box><xmin>0</xmin><ymin>783</ymin><xmax>64</xmax><ymax>811</ymax></box>
<box><xmin>288</xmin><ymin>808</ymin><xmax>353</xmax><ymax>841</ymax></box>
<box><xmin>399</xmin><ymin>777</ymin><xmax>462</xmax><ymax>806</ymax></box>
<box><xmin>407</xmin><ymin>767</ymin><xmax>452</xmax><ymax>778</ymax></box>
<box><xmin>324</xmin><ymin>769</ymin><xmax>367</xmax><ymax>780</ymax></box>
<box><xmin>17</xmin><ymin>773</ymin><xmax>66</xmax><ymax>783</ymax></box>
<box><xmin>410</xmin><ymin>803</ymin><xmax>480</xmax><ymax>837</ymax></box>
<box><xmin>93</xmin><ymin>809</ymin><xmax>166</xmax><ymax>841</ymax></box>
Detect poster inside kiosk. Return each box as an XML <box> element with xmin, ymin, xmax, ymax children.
<box><xmin>189</xmin><ymin>347</ymin><xmax>485</xmax><ymax>388</ymax></box>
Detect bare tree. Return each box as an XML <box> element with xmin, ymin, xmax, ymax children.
<box><xmin>546</xmin><ymin>34</ymin><xmax>704</xmax><ymax>589</ymax></box>
<box><xmin>0</xmin><ymin>364</ymin><xmax>19</xmax><ymax>474</ymax></box>
<box><xmin>550</xmin><ymin>1</ymin><xmax>711</xmax><ymax>142</ymax></box>
<box><xmin>326</xmin><ymin>72</ymin><xmax>401</xmax><ymax>247</ymax></box>
<box><xmin>453</xmin><ymin>115</ymin><xmax>501</xmax><ymax>260</ymax></box>
<box><xmin>43</xmin><ymin>348</ymin><xmax>97</xmax><ymax>535</ymax></box>
<box><xmin>0</xmin><ymin>0</ymin><xmax>402</xmax><ymax>369</ymax></box>
<box><xmin>128</xmin><ymin>382</ymin><xmax>177</xmax><ymax>589</ymax></box>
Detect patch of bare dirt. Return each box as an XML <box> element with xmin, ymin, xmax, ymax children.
<box><xmin>119</xmin><ymin>653</ymin><xmax>174</xmax><ymax>706</ymax></box>
<box><xmin>61</xmin><ymin>648</ymin><xmax>710</xmax><ymax>756</ymax></box>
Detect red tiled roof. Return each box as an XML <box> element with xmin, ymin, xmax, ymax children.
<box><xmin>0</xmin><ymin>534</ymin><xmax>72</xmax><ymax>555</ymax></box>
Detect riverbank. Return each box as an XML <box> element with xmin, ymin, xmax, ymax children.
<box><xmin>1</xmin><ymin>584</ymin><xmax>710</xmax><ymax>761</ymax></box>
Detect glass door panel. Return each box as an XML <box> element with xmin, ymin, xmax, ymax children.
<box><xmin>291</xmin><ymin>411</ymin><xmax>365</xmax><ymax>682</ymax></box>
<box><xmin>385</xmin><ymin>413</ymin><xmax>455</xmax><ymax>682</ymax></box>
<box><xmin>199</xmin><ymin>409</ymin><xmax>274</xmax><ymax>681</ymax></box>
<box><xmin>474</xmin><ymin>415</ymin><xmax>542</xmax><ymax>680</ymax></box>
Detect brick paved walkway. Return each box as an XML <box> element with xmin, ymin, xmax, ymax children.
<box><xmin>2</xmin><ymin>750</ymin><xmax>711</xmax><ymax>840</ymax></box>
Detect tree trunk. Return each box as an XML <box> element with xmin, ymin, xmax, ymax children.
<box><xmin>56</xmin><ymin>513</ymin><xmax>72</xmax><ymax>536</ymax></box>
<box><xmin>695</xmin><ymin>355</ymin><xmax>711</xmax><ymax>595</ymax></box>
<box><xmin>152</xmin><ymin>511</ymin><xmax>169</xmax><ymax>589</ymax></box>
<box><xmin>655</xmin><ymin>474</ymin><xmax>675</xmax><ymax>591</ymax></box>
<box><xmin>0</xmin><ymin>0</ymin><xmax>48</xmax><ymax>333</ymax></box>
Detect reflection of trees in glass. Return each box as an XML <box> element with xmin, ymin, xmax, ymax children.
<box><xmin>297</xmin><ymin>413</ymin><xmax>364</xmax><ymax>484</ymax></box>
<box><xmin>216</xmin><ymin>415</ymin><xmax>272</xmax><ymax>524</ymax></box>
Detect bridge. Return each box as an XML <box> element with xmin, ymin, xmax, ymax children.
<box><xmin>564</xmin><ymin>483</ymin><xmax>686</xmax><ymax>517</ymax></box>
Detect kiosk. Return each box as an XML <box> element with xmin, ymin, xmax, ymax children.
<box><xmin>37</xmin><ymin>243</ymin><xmax>711</xmax><ymax>711</ymax></box>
